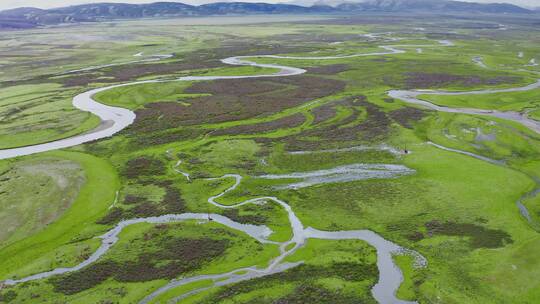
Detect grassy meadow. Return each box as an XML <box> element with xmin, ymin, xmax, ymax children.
<box><xmin>0</xmin><ymin>13</ymin><xmax>539</xmax><ymax>304</ymax></box>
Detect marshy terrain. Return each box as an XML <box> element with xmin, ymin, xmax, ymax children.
<box><xmin>0</xmin><ymin>13</ymin><xmax>539</xmax><ymax>304</ymax></box>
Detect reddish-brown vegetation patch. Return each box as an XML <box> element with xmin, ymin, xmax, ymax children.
<box><xmin>104</xmin><ymin>107</ymin><xmax>207</xmax><ymax>149</ymax></box>
<box><xmin>121</xmin><ymin>156</ymin><xmax>166</xmax><ymax>179</ymax></box>
<box><xmin>389</xmin><ymin>106</ymin><xmax>428</xmax><ymax>128</ymax></box>
<box><xmin>123</xmin><ymin>194</ymin><xmax>144</xmax><ymax>205</ymax></box>
<box><xmin>216</xmin><ymin>42</ymin><xmax>313</xmax><ymax>57</ymax></box>
<box><xmin>404</xmin><ymin>72</ymin><xmax>520</xmax><ymax>89</ymax></box>
<box><xmin>202</xmin><ymin>262</ymin><xmax>377</xmax><ymax>303</ymax></box>
<box><xmin>311</xmin><ymin>102</ymin><xmax>337</xmax><ymax>124</ymax></box>
<box><xmin>408</xmin><ymin>220</ymin><xmax>513</xmax><ymax>249</ymax></box>
<box><xmin>222</xmin><ymin>209</ymin><xmax>267</xmax><ymax>225</ymax></box>
<box><xmin>97</xmin><ymin>181</ymin><xmax>186</xmax><ymax>225</ymax></box>
<box><xmin>212</xmin><ymin>113</ymin><xmax>305</xmax><ymax>136</ymax></box>
<box><xmin>185</xmin><ymin>77</ymin><xmax>283</xmax><ymax>96</ymax></box>
<box><xmin>60</xmin><ymin>42</ymin><xmax>311</xmax><ymax>87</ymax></box>
<box><xmin>271</xmin><ymin>33</ymin><xmax>362</xmax><ymax>43</ymax></box>
<box><xmin>132</xmin><ymin>76</ymin><xmax>344</xmax><ymax>130</ymax></box>
<box><xmin>307</xmin><ymin>64</ymin><xmax>349</xmax><ymax>75</ymax></box>
<box><xmin>50</xmin><ymin>237</ymin><xmax>228</xmax><ymax>294</ymax></box>
<box><xmin>285</xmin><ymin>96</ymin><xmax>391</xmax><ymax>150</ymax></box>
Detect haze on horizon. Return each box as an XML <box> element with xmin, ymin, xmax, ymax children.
<box><xmin>1</xmin><ymin>0</ymin><xmax>538</xmax><ymax>10</ymax></box>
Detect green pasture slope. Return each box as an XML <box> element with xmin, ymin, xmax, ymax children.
<box><xmin>0</xmin><ymin>151</ymin><xmax>118</xmax><ymax>279</ymax></box>
<box><xmin>0</xmin><ymin>84</ymin><xmax>101</xmax><ymax>149</ymax></box>
<box><xmin>0</xmin><ymin>14</ymin><xmax>540</xmax><ymax>304</ymax></box>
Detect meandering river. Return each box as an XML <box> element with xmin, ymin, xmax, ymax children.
<box><xmin>0</xmin><ymin>38</ymin><xmax>458</xmax><ymax>160</ymax></box>
<box><xmin>1</xmin><ymin>33</ymin><xmax>539</xmax><ymax>303</ymax></box>
<box><xmin>3</xmin><ymin>172</ymin><xmax>426</xmax><ymax>304</ymax></box>
<box><xmin>388</xmin><ymin>80</ymin><xmax>540</xmax><ymax>134</ymax></box>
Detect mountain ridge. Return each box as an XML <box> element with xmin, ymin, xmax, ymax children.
<box><xmin>0</xmin><ymin>0</ymin><xmax>534</xmax><ymax>29</ymax></box>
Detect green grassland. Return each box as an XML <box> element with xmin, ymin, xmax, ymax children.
<box><xmin>0</xmin><ymin>151</ymin><xmax>118</xmax><ymax>279</ymax></box>
<box><xmin>419</xmin><ymin>89</ymin><xmax>540</xmax><ymax>113</ymax></box>
<box><xmin>6</xmin><ymin>221</ymin><xmax>280</xmax><ymax>304</ymax></box>
<box><xmin>1</xmin><ymin>13</ymin><xmax>540</xmax><ymax>304</ymax></box>
<box><xmin>171</xmin><ymin>238</ymin><xmax>380</xmax><ymax>304</ymax></box>
<box><xmin>0</xmin><ymin>84</ymin><xmax>101</xmax><ymax>149</ymax></box>
<box><xmin>0</xmin><ymin>155</ymin><xmax>85</xmax><ymax>247</ymax></box>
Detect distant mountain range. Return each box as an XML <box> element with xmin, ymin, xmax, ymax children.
<box><xmin>292</xmin><ymin>0</ymin><xmax>533</xmax><ymax>12</ymax></box>
<box><xmin>338</xmin><ymin>0</ymin><xmax>531</xmax><ymax>14</ymax></box>
<box><xmin>0</xmin><ymin>0</ymin><xmax>534</xmax><ymax>29</ymax></box>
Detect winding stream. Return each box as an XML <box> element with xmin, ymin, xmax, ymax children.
<box><xmin>287</xmin><ymin>144</ymin><xmax>401</xmax><ymax>155</ymax></box>
<box><xmin>173</xmin><ymin>160</ymin><xmax>191</xmax><ymax>182</ymax></box>
<box><xmin>427</xmin><ymin>141</ymin><xmax>504</xmax><ymax>165</ymax></box>
<box><xmin>388</xmin><ymin>80</ymin><xmax>540</xmax><ymax>134</ymax></box>
<box><xmin>0</xmin><ymin>35</ymin><xmax>538</xmax><ymax>159</ymax></box>
<box><xmin>0</xmin><ymin>37</ymin><xmax>453</xmax><ymax>160</ymax></box>
<box><xmin>2</xmin><ymin>32</ymin><xmax>539</xmax><ymax>303</ymax></box>
<box><xmin>472</xmin><ymin>56</ymin><xmax>487</xmax><ymax>68</ymax></box>
<box><xmin>3</xmin><ymin>173</ymin><xmax>425</xmax><ymax>304</ymax></box>
<box><xmin>258</xmin><ymin>163</ymin><xmax>415</xmax><ymax>190</ymax></box>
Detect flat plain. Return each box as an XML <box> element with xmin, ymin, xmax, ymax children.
<box><xmin>0</xmin><ymin>13</ymin><xmax>539</xmax><ymax>304</ymax></box>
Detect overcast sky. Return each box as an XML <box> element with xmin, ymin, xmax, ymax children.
<box><xmin>0</xmin><ymin>0</ymin><xmax>538</xmax><ymax>10</ymax></box>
